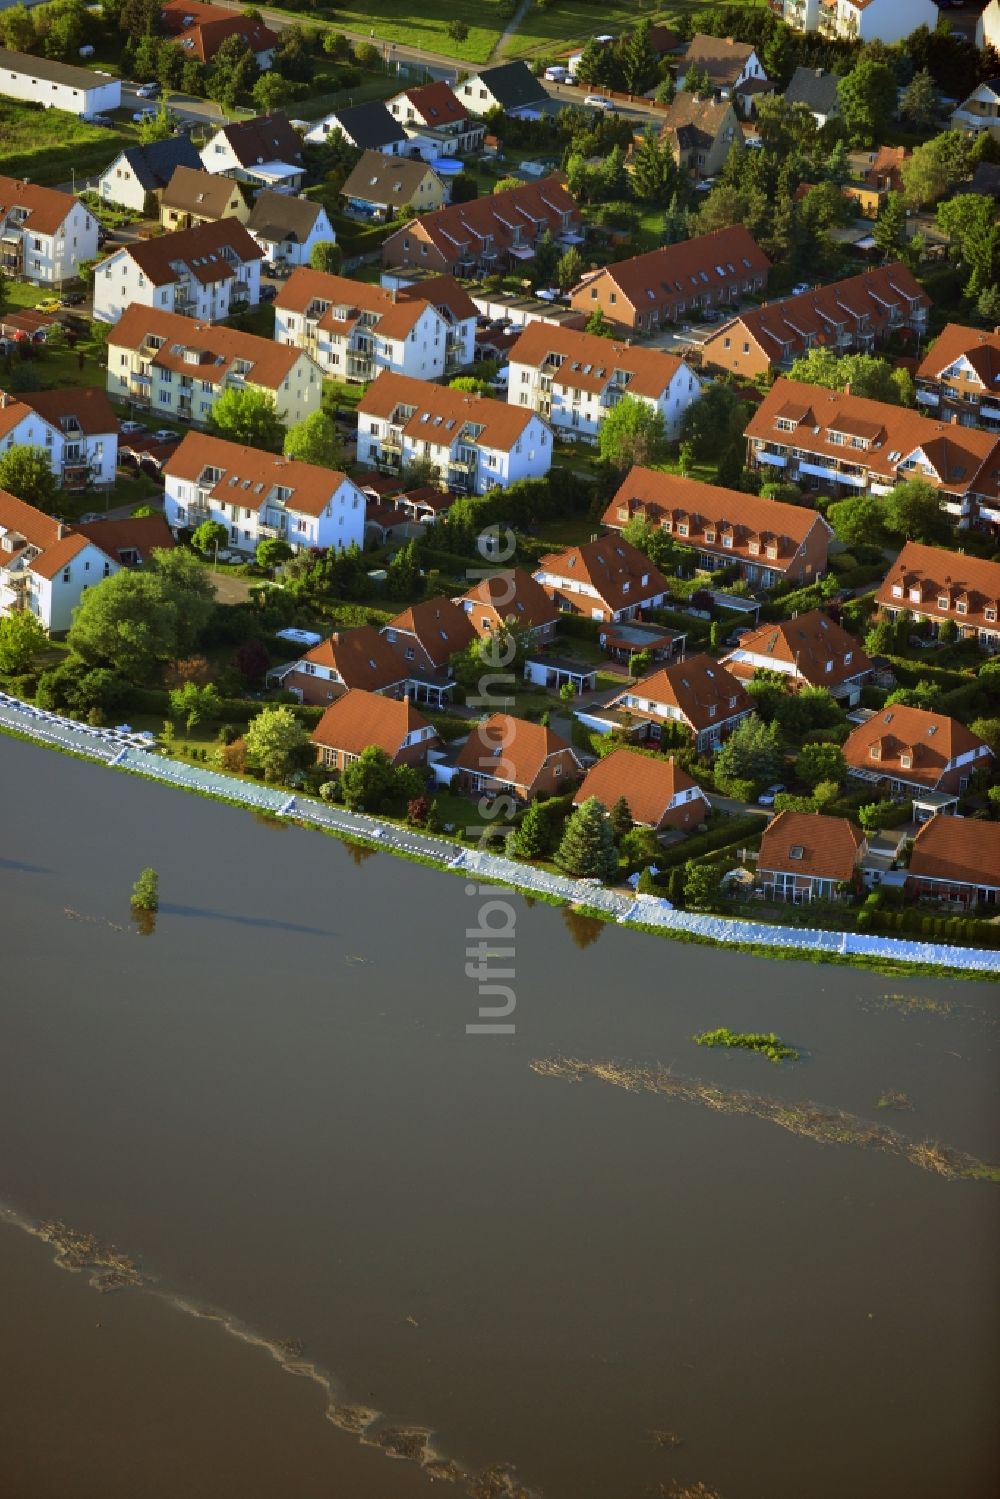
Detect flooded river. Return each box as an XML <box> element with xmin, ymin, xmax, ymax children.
<box><xmin>0</xmin><ymin>734</ymin><xmax>997</xmax><ymax>1498</ymax></box>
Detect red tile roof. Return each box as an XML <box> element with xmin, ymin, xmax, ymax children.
<box><xmin>165</xmin><ymin>430</ymin><xmax>353</xmax><ymax>518</ymax></box>
<box><xmin>723</xmin><ymin>608</ymin><xmax>871</xmax><ymax>689</ymax></box>
<box><xmin>454</xmin><ymin>712</ymin><xmax>579</xmax><ymax>791</ymax></box>
<box><xmin>104</xmin><ymin>216</ymin><xmax>262</xmax><ymax>287</ymax></box>
<box><xmin>758</xmin><ymin>810</ymin><xmax>865</xmax><ymax>882</ymax></box>
<box><xmin>21</xmin><ymin>387</ymin><xmax>117</xmax><ymax>436</ymax></box>
<box><xmin>385</xmin><ymin>596</ymin><xmax>477</xmax><ymax>668</ymax></box>
<box><xmin>310</xmin><ymin>687</ymin><xmax>436</xmax><ymax>759</ymax></box>
<box><xmin>298</xmin><ymin>625</ymin><xmax>409</xmax><ymax>692</ymax></box>
<box><xmin>73</xmin><ymin>515</ymin><xmax>176</xmax><ymax>561</ymax></box>
<box><xmin>875</xmin><ymin>541</ymin><xmax>1000</xmax><ymax>637</ymax></box>
<box><xmin>916</xmin><ymin>322</ymin><xmax>1000</xmax><ymax>387</ymax></box>
<box><xmin>908</xmin><ymin>814</ymin><xmax>1000</xmax><ymax>889</ymax></box>
<box><xmin>276</xmin><ymin>267</ymin><xmax>430</xmax><ymax>342</ymax></box>
<box><xmin>573</xmin><ymin>225</ymin><xmax>769</xmax><ymax>317</ymax></box>
<box><xmin>535</xmin><ymin>535</ymin><xmax>669</xmax><ymax>615</ymax></box>
<box><xmin>508</xmin><ymin>321</ymin><xmax>685</xmax><ymax>399</ymax></box>
<box><xmin>162</xmin><ymin>0</ymin><xmax>277</xmax><ymax>61</ymax></box>
<box><xmin>395</xmin><ymin>81</ymin><xmax>469</xmax><ymax>128</ymax></box>
<box><xmin>842</xmin><ymin>706</ymin><xmax>992</xmax><ymax>791</ymax></box>
<box><xmin>383</xmin><ymin>174</ymin><xmax>579</xmax><ymax>268</ymax></box>
<box><xmin>460</xmin><ymin>568</ymin><xmax>561</xmax><ymax>634</ymax></box>
<box><xmin>610</xmin><ymin>653</ymin><xmax>751</xmax><ymax>734</ymax></box>
<box><xmin>0</xmin><ymin>174</ymin><xmax>82</xmax><ymax>237</ymax></box>
<box><xmin>358</xmin><ymin>371</ymin><xmax>539</xmax><ymax>454</ymax></box>
<box><xmin>110</xmin><ymin>304</ymin><xmax>306</xmax><ymax>392</ymax></box>
<box><xmin>573</xmin><ymin>748</ymin><xmax>706</xmax><ymax>827</ymax></box>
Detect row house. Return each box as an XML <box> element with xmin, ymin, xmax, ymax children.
<box><xmin>603</xmin><ymin>468</ymin><xmax>831</xmax><ymax>588</ymax></box>
<box><xmin>0</xmin><ymin>175</ymin><xmax>97</xmax><ymax>286</ymax></box>
<box><xmin>163</xmin><ymin>430</ymin><xmax>365</xmax><ymax>557</ymax></box>
<box><xmin>507</xmin><ymin>323</ymin><xmax>702</xmax><ymax>442</ymax></box>
<box><xmin>311</xmin><ymin>688</ymin><xmax>441</xmax><ymax>772</ymax></box>
<box><xmin>907</xmin><ymin>815</ymin><xmax>1000</xmax><ymax>908</ymax></box>
<box><xmin>0</xmin><ymin>490</ymin><xmax>171</xmax><ymax>633</ymax></box>
<box><xmin>382</xmin><ymin>597</ymin><xmax>477</xmax><ymax>675</ymax></box>
<box><xmin>0</xmin><ymin>388</ymin><xmax>118</xmax><ymax>488</ymax></box>
<box><xmin>783</xmin><ymin>0</ymin><xmax>936</xmax><ymax>44</ymax></box>
<box><xmin>245</xmin><ymin>191</ymin><xmax>335</xmax><ymax>270</ymax></box>
<box><xmin>533</xmin><ymin>536</ymin><xmax>668</xmax><ymax>625</ymax></box>
<box><xmin>916</xmin><ymin>323</ymin><xmax>1000</xmax><ymax>431</ymax></box>
<box><xmin>93</xmin><ymin>218</ymin><xmax>263</xmax><ymax>325</ymax></box>
<box><xmin>381</xmin><ymin>175</ymin><xmax>582</xmax><ymax>278</ymax></box>
<box><xmin>594</xmin><ymin>654</ymin><xmax>752</xmax><ymax>755</ymax></box>
<box><xmin>159</xmin><ymin>167</ymin><xmax>250</xmax><ymax>232</ymax></box>
<box><xmin>199</xmin><ymin>112</ymin><xmax>305</xmax><ymax>195</ymax></box>
<box><xmin>357</xmin><ymin>373</ymin><xmax>553</xmax><ymax>495</ymax></box>
<box><xmin>746</xmin><ymin>379</ymin><xmax>1000</xmax><ymax>530</ymax></box>
<box><xmin>701</xmin><ymin>262</ymin><xmax>929</xmax><ymax>380</ymax></box>
<box><xmin>459</xmin><ymin>568</ymin><xmax>561</xmax><ymax>645</ymax></box>
<box><xmin>107</xmin><ymin>305</ymin><xmax>322</xmax><ymax>428</ymax></box>
<box><xmin>573</xmin><ymin>748</ymin><xmax>709</xmax><ymax>833</ymax></box>
<box><xmin>275</xmin><ymin>269</ymin><xmax>451</xmax><ymax>383</ymax></box>
<box><xmin>453</xmin><ymin>714</ymin><xmax>581</xmax><ymax>801</ymax></box>
<box><xmin>97</xmin><ymin>137</ymin><xmax>202</xmax><ymax>214</ymax></box>
<box><xmin>162</xmin><ymin>0</ymin><xmax>277</xmax><ymax>66</ymax></box>
<box><xmin>843</xmin><ymin>706</ymin><xmax>994</xmax><ymax>804</ymax></box>
<box><xmin>874</xmin><ymin>542</ymin><xmax>1000</xmax><ymax>652</ymax></box>
<box><xmin>721</xmin><ymin>608</ymin><xmax>873</xmax><ymax>707</ymax></box>
<box><xmin>569</xmin><ymin>226</ymin><xmax>770</xmax><ymax>338</ymax></box>
<box><xmin>757</xmin><ymin>811</ymin><xmax>867</xmax><ymax>903</ymax></box>
<box><xmin>386</xmin><ymin>81</ymin><xmax>486</xmax><ymax>161</ymax></box>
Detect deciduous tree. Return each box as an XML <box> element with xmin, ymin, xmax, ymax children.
<box><xmin>0</xmin><ymin>445</ymin><xmax>57</xmax><ymax>512</ymax></box>
<box><xmin>597</xmin><ymin>396</ymin><xmax>668</xmax><ymax>471</ymax></box>
<box><xmin>244</xmin><ymin>704</ymin><xmax>307</xmax><ymax>781</ymax></box>
<box><xmin>208</xmin><ymin>386</ymin><xmax>283</xmax><ymax>450</ymax></box>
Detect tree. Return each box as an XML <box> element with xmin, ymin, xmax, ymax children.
<box><xmin>550</xmin><ymin>244</ymin><xmax>581</xmax><ymax>294</ymax></box>
<box><xmin>680</xmin><ymin>380</ymin><xmax>749</xmax><ymax>464</ymax></box>
<box><xmin>899</xmin><ymin>69</ymin><xmax>938</xmax><ymax>132</ymax></box>
<box><xmin>786</xmin><ymin>347</ymin><xmax>909</xmax><ymax>405</ymax></box>
<box><xmin>713</xmin><ymin>715</ymin><xmax>784</xmax><ymax>797</ymax></box>
<box><xmin>493</xmin><ymin>175</ymin><xmax>523</xmax><ymax>196</ymax></box>
<box><xmin>0</xmin><ymin>610</ymin><xmax>46</xmax><ymax>674</ymax></box>
<box><xmin>283</xmin><ymin>408</ymin><xmax>342</xmax><ymax>469</ymax></box>
<box><xmin>837</xmin><ymin>60</ymin><xmax>897</xmax><ymax>147</ymax></box>
<box><xmin>655</xmin><ymin>74</ymin><xmax>675</xmax><ymax>106</ymax></box>
<box><xmin>253</xmin><ymin>71</ymin><xmax>289</xmax><ymax>113</ymax></box>
<box><xmin>256</xmin><ymin>537</ymin><xmax>293</xmax><ymax>572</ymax></box>
<box><xmin>446</xmin><ymin>18</ymin><xmax>468</xmax><ymax>44</ymax></box>
<box><xmin>169</xmin><ymin>679</ymin><xmax>221</xmax><ymax>732</ymax></box>
<box><xmin>137</xmin><ymin>100</ymin><xmax>174</xmax><ymax>144</ymax></box>
<box><xmin>601</xmin><ymin>144</ymin><xmax>627</xmax><ymax>202</ymax></box>
<box><xmin>796</xmin><ymin>742</ymin><xmax>846</xmax><ymax>789</ymax></box>
<box><xmin>828</xmin><ymin>495</ymin><xmax>887</xmax><ymax>549</ymax></box>
<box><xmin>630</xmin><ymin>131</ymin><xmax>673</xmax><ymax>204</ymax></box>
<box><xmin>340</xmin><ymin>744</ymin><xmax>396</xmax><ymax>811</ymax></box>
<box><xmin>620</xmin><ymin>19</ymin><xmax>657</xmax><ymax>97</ymax></box>
<box><xmin>608</xmin><ymin>794</ymin><xmax>633</xmax><ymax>840</ymax></box>
<box><xmin>684</xmin><ymin>63</ymin><xmax>710</xmax><ymax>99</ymax></box>
<box><xmin>873</xmin><ymin>190</ymin><xmax>907</xmax><ymax>260</ymax></box>
<box><xmin>68</xmin><ymin>549</ymin><xmax>213</xmax><ymax>680</ymax></box>
<box><xmin>0</xmin><ymin>445</ymin><xmax>57</xmax><ymax>512</ymax></box>
<box><xmin>883</xmin><ymin>478</ymin><xmax>950</xmax><ymax>545</ymax></box>
<box><xmin>585</xmin><ymin>307</ymin><xmax>616</xmax><ymax>338</ymax></box>
<box><xmin>597</xmin><ymin>397</ymin><xmax>668</xmax><ymax>471</ymax></box>
<box><xmin>937</xmin><ymin>194</ymin><xmax>1000</xmax><ymax>298</ymax></box>
<box><xmin>309</xmin><ymin>240</ymin><xmax>343</xmax><ymax>275</ymax></box>
<box><xmin>131</xmin><ymin>868</ymin><xmax>159</xmax><ymax>912</ymax></box>
<box><xmin>901</xmin><ymin>131</ymin><xmax>970</xmax><ymax>208</ymax></box>
<box><xmin>555</xmin><ymin>796</ymin><xmax>619</xmax><ymax>883</ymax></box>
<box><xmin>208</xmin><ymin>33</ymin><xmax>258</xmax><ymax>110</ymax></box>
<box><xmin>864</xmin><ymin>617</ymin><xmax>896</xmax><ymax>657</ymax></box>
<box><xmin>531</xmin><ymin>229</ymin><xmax>560</xmax><ymax>288</ymax></box>
<box><xmin>244</xmin><ymin>705</ymin><xmax>307</xmax><ymax>781</ymax></box>
<box><xmin>573</xmin><ymin>37</ymin><xmax>610</xmax><ymax>88</ymax></box>
<box><xmin>506</xmin><ymin>799</ymin><xmax>551</xmax><ymax>860</ymax></box>
<box><xmin>683</xmin><ymin>859</ymin><xmax>724</xmax><ymax>908</ymax></box>
<box><xmin>385</xmin><ymin>538</ymin><xmax>420</xmax><ymax>600</ymax></box>
<box><xmin>232</xmin><ymin>637</ymin><xmax>270</xmax><ymax>685</ymax></box>
<box><xmin>208</xmin><ymin>386</ymin><xmax>283</xmax><ymax>449</ymax></box>
<box><xmin>191</xmin><ymin>519</ymin><xmax>228</xmax><ymax>557</ymax></box>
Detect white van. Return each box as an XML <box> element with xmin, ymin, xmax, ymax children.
<box><xmin>544</xmin><ymin>66</ymin><xmax>570</xmax><ymax>83</ymax></box>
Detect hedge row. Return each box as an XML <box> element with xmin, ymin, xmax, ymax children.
<box><xmin>856</xmin><ymin>907</ymin><xmax>1000</xmax><ymax>947</ymax></box>
<box><xmin>655</xmin><ymin>814</ymin><xmax>763</xmax><ymax>869</ymax></box>
<box><xmin>123</xmin><ymin>686</ymin><xmax>323</xmax><ymax>730</ymax></box>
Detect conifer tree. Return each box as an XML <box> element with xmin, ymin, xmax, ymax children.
<box><xmin>555</xmin><ymin>797</ymin><xmax>620</xmax><ymax>883</ymax></box>
<box><xmin>608</xmin><ymin>795</ymin><xmax>634</xmax><ymax>840</ymax></box>
<box><xmin>507</xmin><ymin>800</ymin><xmax>551</xmax><ymax>861</ymax></box>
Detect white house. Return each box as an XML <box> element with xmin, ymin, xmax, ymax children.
<box><xmin>379</xmin><ymin>271</ymin><xmax>487</xmax><ymax>373</ymax></box>
<box><xmin>0</xmin><ymin>388</ymin><xmax>118</xmax><ymax>489</ymax></box>
<box><xmin>107</xmin><ymin>305</ymin><xmax>322</xmax><ymax>428</ymax></box>
<box><xmin>507</xmin><ymin>322</ymin><xmax>702</xmax><ymax>442</ymax></box>
<box><xmin>676</xmin><ymin>34</ymin><xmax>766</xmax><ymax>96</ymax></box>
<box><xmin>96</xmin><ymin>137</ymin><xmax>204</xmax><ymax>214</ymax></box>
<box><xmin>454</xmin><ymin>61</ymin><xmax>548</xmax><ymax>119</ymax></box>
<box><xmin>385</xmin><ymin>80</ymin><xmax>486</xmax><ymax>161</ymax></box>
<box><xmin>92</xmin><ymin>218</ymin><xmax>263</xmax><ymax>325</ymax></box>
<box><xmin>979</xmin><ymin>1</ymin><xmax>1000</xmax><ymax>52</ymax></box>
<box><xmin>0</xmin><ymin>176</ymin><xmax>97</xmax><ymax>286</ymax></box>
<box><xmin>163</xmin><ymin>430</ymin><xmax>366</xmax><ymax>556</ymax></box>
<box><xmin>0</xmin><ymin>47</ymin><xmax>120</xmax><ymax>118</ymax></box>
<box><xmin>357</xmin><ymin>372</ymin><xmax>553</xmax><ymax>494</ymax></box>
<box><xmin>245</xmin><ymin>191</ymin><xmax>335</xmax><ymax>268</ymax></box>
<box><xmin>275</xmin><ymin>268</ymin><xmax>449</xmax><ymax>383</ymax></box>
<box><xmin>200</xmin><ymin>112</ymin><xmax>306</xmax><ymax>194</ymax></box>
<box><xmin>304</xmin><ymin>100</ymin><xmax>408</xmax><ymax>154</ymax></box>
<box><xmin>782</xmin><ymin>0</ymin><xmax>936</xmax><ymax>43</ymax></box>
<box><xmin>952</xmin><ymin>81</ymin><xmax>1000</xmax><ymax>141</ymax></box>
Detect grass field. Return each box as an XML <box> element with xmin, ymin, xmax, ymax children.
<box><xmin>505</xmin><ymin>0</ymin><xmax>765</xmax><ymax>59</ymax></box>
<box><xmin>263</xmin><ymin>0</ymin><xmax>505</xmax><ymax>64</ymax></box>
<box><xmin>0</xmin><ymin>101</ymin><xmax>135</xmax><ymax>186</ymax></box>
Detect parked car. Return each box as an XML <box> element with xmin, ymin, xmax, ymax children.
<box><xmin>259</xmin><ymin>284</ymin><xmax>277</xmax><ymax>303</ymax></box>
<box><xmin>791</xmin><ymin>282</ymin><xmax>812</xmax><ymax>296</ymax></box>
<box><xmin>136</xmin><ymin>82</ymin><xmax>159</xmax><ymax>99</ymax></box>
<box><xmin>584</xmin><ymin>95</ymin><xmax>614</xmax><ymax>110</ymax></box>
<box><xmin>132</xmin><ymin>108</ymin><xmax>156</xmax><ymax>123</ymax></box>
<box><xmin>700</xmin><ymin>307</ymin><xmax>722</xmax><ymax>323</ymax></box>
<box><xmin>91</xmin><ymin>115</ymin><xmax>114</xmax><ymax>128</ymax></box>
<box><xmin>758</xmin><ymin>784</ymin><xmax>786</xmax><ymax>808</ymax></box>
<box><xmin>35</xmin><ymin>297</ymin><xmax>62</xmax><ymax>313</ymax></box>
<box><xmin>61</xmin><ymin>291</ymin><xmax>85</xmax><ymax>307</ymax></box>
<box><xmin>152</xmin><ymin>428</ymin><xmax>179</xmax><ymax>443</ymax></box>
<box><xmin>120</xmin><ymin>420</ymin><xmax>148</xmax><ymax>435</ymax></box>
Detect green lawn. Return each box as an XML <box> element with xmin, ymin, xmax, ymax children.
<box><xmin>506</xmin><ymin>0</ymin><xmax>766</xmax><ymax>60</ymax></box>
<box><xmin>262</xmin><ymin>0</ymin><xmax>505</xmax><ymax>63</ymax></box>
<box><xmin>0</xmin><ymin>101</ymin><xmax>136</xmax><ymax>187</ymax></box>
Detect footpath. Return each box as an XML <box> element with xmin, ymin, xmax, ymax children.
<box><xmin>1</xmin><ymin>693</ymin><xmax>997</xmax><ymax>977</ymax></box>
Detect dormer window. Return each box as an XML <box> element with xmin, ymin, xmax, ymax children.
<box><xmin>722</xmin><ymin>533</ymin><xmax>732</xmax><ymax>548</ymax></box>
<box><xmin>900</xmin><ymin>753</ymin><xmax>912</xmax><ymax>769</ymax></box>
<box><xmin>869</xmin><ymin>744</ymin><xmax>880</xmax><ymax>760</ymax></box>
<box><xmin>909</xmin><ymin>588</ymin><xmax>921</xmax><ymax>603</ymax></box>
<box><xmin>891</xmin><ymin>584</ymin><xmax>903</xmax><ymax>598</ymax></box>
<box><xmin>705</xmin><ymin>529</ymin><xmax>716</xmax><ymax>544</ymax></box>
<box><xmin>677</xmin><ymin>523</ymin><xmax>688</xmax><ymax>537</ymax></box>
<box><xmin>824</xmin><ymin>660</ymin><xmax>833</xmax><ymax>673</ymax></box>
<box><xmin>845</xmin><ymin>652</ymin><xmax>853</xmax><ymax>666</ymax></box>
<box><xmin>956</xmin><ymin>600</ymin><xmax>967</xmax><ymax>614</ymax></box>
<box><xmin>937</xmin><ymin>595</ymin><xmax>949</xmax><ymax>610</ymax></box>
<box><xmin>986</xmin><ymin>607</ymin><xmax>997</xmax><ymax>623</ymax></box>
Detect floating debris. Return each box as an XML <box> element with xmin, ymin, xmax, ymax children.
<box><xmin>877</xmin><ymin>1090</ymin><xmax>913</xmax><ymax>1111</ymax></box>
<box><xmin>875</xmin><ymin>992</ymin><xmax>953</xmax><ymax>1017</ymax></box>
<box><xmin>367</xmin><ymin>1426</ymin><xmax>432</xmax><ymax>1462</ymax></box>
<box><xmin>424</xmin><ymin>1457</ymin><xmax>466</xmax><ymax>1483</ymax></box>
<box><xmin>660</xmin><ymin>1483</ymin><xmax>722</xmax><ymax>1499</ymax></box>
<box><xmin>274</xmin><ymin>1336</ymin><xmax>303</xmax><ymax>1358</ymax></box>
<box><xmin>531</xmin><ymin>1058</ymin><xmax>999</xmax><ymax>1184</ymax></box>
<box><xmin>649</xmin><ymin>1429</ymin><xmax>683</xmax><ymax>1449</ymax></box>
<box><xmin>467</xmin><ymin>1464</ymin><xmax>534</xmax><ymax>1499</ymax></box>
<box><xmin>325</xmin><ymin>1403</ymin><xmax>378</xmax><ymax>1434</ymax></box>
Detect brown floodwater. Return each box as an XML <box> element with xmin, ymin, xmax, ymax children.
<box><xmin>0</xmin><ymin>733</ymin><xmax>998</xmax><ymax>1498</ymax></box>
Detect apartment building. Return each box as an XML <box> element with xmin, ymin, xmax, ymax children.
<box><xmin>916</xmin><ymin>323</ymin><xmax>1000</xmax><ymax>431</ymax></box>
<box><xmin>700</xmin><ymin>262</ymin><xmax>929</xmax><ymax>380</ymax></box>
<box><xmin>275</xmin><ymin>269</ymin><xmax>450</xmax><ymax>383</ymax></box>
<box><xmin>0</xmin><ymin>176</ymin><xmax>97</xmax><ymax>286</ymax></box>
<box><xmin>107</xmin><ymin>305</ymin><xmax>322</xmax><ymax>427</ymax></box>
<box><xmin>385</xmin><ymin>81</ymin><xmax>485</xmax><ymax>161</ymax></box>
<box><xmin>569</xmin><ymin>226</ymin><xmax>769</xmax><ymax>337</ymax></box>
<box><xmin>874</xmin><ymin>541</ymin><xmax>1000</xmax><ymax>652</ymax></box>
<box><xmin>507</xmin><ymin>322</ymin><xmax>702</xmax><ymax>441</ymax></box>
<box><xmin>381</xmin><ymin>175</ymin><xmax>581</xmax><ymax>278</ymax></box>
<box><xmin>397</xmin><ymin>276</ymin><xmax>479</xmax><ymax>374</ymax></box>
<box><xmin>93</xmin><ymin>218</ymin><xmax>263</xmax><ymax>325</ymax></box>
<box><xmin>603</xmin><ymin>468</ymin><xmax>832</xmax><ymax>588</ymax></box>
<box><xmin>0</xmin><ymin>47</ymin><xmax>120</xmax><ymax>117</ymax></box>
<box><xmin>357</xmin><ymin>373</ymin><xmax>552</xmax><ymax>494</ymax></box>
<box><xmin>0</xmin><ymin>388</ymin><xmax>118</xmax><ymax>488</ymax></box>
<box><xmin>746</xmin><ymin>379</ymin><xmax>1000</xmax><ymax>529</ymax></box>
<box><xmin>163</xmin><ymin>431</ymin><xmax>366</xmax><ymax>556</ymax></box>
<box><xmin>783</xmin><ymin>0</ymin><xmax>936</xmax><ymax>44</ymax></box>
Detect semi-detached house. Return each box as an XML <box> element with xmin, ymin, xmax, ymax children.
<box><xmin>397</xmin><ymin>276</ymin><xmax>480</xmax><ymax>375</ymax></box>
<box><xmin>599</xmin><ymin>654</ymin><xmax>752</xmax><ymax>754</ymax></box>
<box><xmin>721</xmin><ymin>608</ymin><xmax>873</xmax><ymax>707</ymax></box>
<box><xmin>746</xmin><ymin>378</ymin><xmax>1000</xmax><ymax>530</ymax></box>
<box><xmin>381</xmin><ymin>175</ymin><xmax>581</xmax><ymax>278</ymax></box>
<box><xmin>0</xmin><ymin>176</ymin><xmax>97</xmax><ymax>287</ymax></box>
<box><xmin>603</xmin><ymin>468</ymin><xmax>832</xmax><ymax>588</ymax></box>
<box><xmin>357</xmin><ymin>372</ymin><xmax>553</xmax><ymax>495</ymax></box>
<box><xmin>0</xmin><ymin>388</ymin><xmax>118</xmax><ymax>489</ymax></box>
<box><xmin>92</xmin><ymin>217</ymin><xmax>263</xmax><ymax>325</ymax></box>
<box><xmin>163</xmin><ymin>430</ymin><xmax>366</xmax><ymax>557</ymax></box>
<box><xmin>275</xmin><ymin>268</ymin><xmax>452</xmax><ymax>383</ymax></box>
<box><xmin>97</xmin><ymin>137</ymin><xmax>203</xmax><ymax>214</ymax></box>
<box><xmin>916</xmin><ymin>323</ymin><xmax>1000</xmax><ymax>431</ymax></box>
<box><xmin>245</xmin><ymin>191</ymin><xmax>335</xmax><ymax>270</ymax></box>
<box><xmin>108</xmin><ymin>305</ymin><xmax>322</xmax><ymax>427</ymax></box>
<box><xmin>843</xmin><ymin>705</ymin><xmax>994</xmax><ymax>806</ymax></box>
<box><xmin>386</xmin><ymin>81</ymin><xmax>486</xmax><ymax>161</ymax></box>
<box><xmin>507</xmin><ymin>323</ymin><xmax>702</xmax><ymax>442</ymax></box>
<box><xmin>701</xmin><ymin>262</ymin><xmax>929</xmax><ymax>380</ymax></box>
<box><xmin>533</xmin><ymin>536</ymin><xmax>669</xmax><ymax>624</ymax></box>
<box><xmin>874</xmin><ymin>542</ymin><xmax>1000</xmax><ymax>652</ymax></box>
<box><xmin>569</xmin><ymin>226</ymin><xmax>769</xmax><ymax>337</ymax></box>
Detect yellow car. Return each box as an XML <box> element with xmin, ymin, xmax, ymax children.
<box><xmin>35</xmin><ymin>296</ymin><xmax>62</xmax><ymax>313</ymax></box>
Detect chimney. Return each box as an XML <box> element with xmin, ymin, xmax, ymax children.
<box><xmin>844</xmin><ymin>382</ymin><xmax>851</xmax><ymax>395</ymax></box>
<box><xmin>57</xmin><ymin>522</ymin><xmax>67</xmax><ymax>539</ymax></box>
<box><xmin>951</xmin><ymin>413</ymin><xmax>960</xmax><ymax>425</ymax></box>
<box><xmin>0</xmin><ymin>392</ymin><xmax>7</xmax><ymax>409</ymax></box>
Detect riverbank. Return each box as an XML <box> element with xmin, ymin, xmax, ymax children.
<box><xmin>1</xmin><ymin>693</ymin><xmax>997</xmax><ymax>979</ymax></box>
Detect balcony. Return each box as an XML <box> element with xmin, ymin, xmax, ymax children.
<box><xmin>382</xmin><ymin>428</ymin><xmax>404</xmax><ymax>453</ymax></box>
<box><xmin>186</xmin><ymin>501</ymin><xmax>210</xmax><ymax>522</ymax></box>
<box><xmin>916</xmin><ymin>387</ymin><xmax>938</xmax><ymax>406</ymax></box>
<box><xmin>258</xmin><ymin>520</ymin><xmax>287</xmax><ymax>539</ymax></box>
